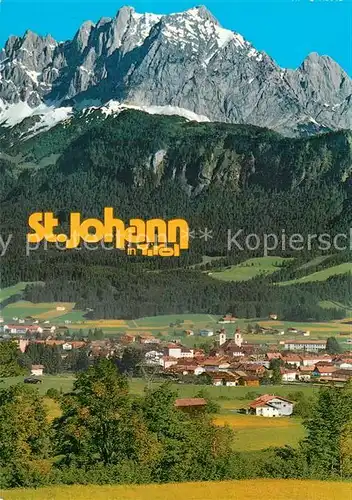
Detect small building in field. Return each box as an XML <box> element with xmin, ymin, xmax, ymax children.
<box><xmin>298</xmin><ymin>366</ymin><xmax>314</xmax><ymax>381</ymax></box>
<box><xmin>280</xmin><ymin>368</ymin><xmax>298</xmax><ymax>382</ymax></box>
<box><xmin>249</xmin><ymin>394</ymin><xmax>294</xmax><ymax>417</ymax></box>
<box><xmin>174</xmin><ymin>398</ymin><xmax>207</xmax><ymax>412</ymax></box>
<box><xmin>281</xmin><ymin>355</ymin><xmax>301</xmax><ymax>368</ymax></box>
<box><xmin>218</xmin><ymin>314</ymin><xmax>237</xmax><ymax>324</ymax></box>
<box><xmin>30</xmin><ymin>364</ymin><xmax>44</xmax><ymax>376</ymax></box>
<box><xmin>284</xmin><ymin>340</ymin><xmax>327</xmax><ymax>352</ymax></box>
<box><xmin>208</xmin><ymin>371</ymin><xmax>240</xmax><ymax>386</ymax></box>
<box><xmin>199</xmin><ymin>329</ymin><xmax>214</xmax><ymax>337</ymax></box>
<box><xmin>137</xmin><ymin>334</ymin><xmax>160</xmax><ymax>344</ymax></box>
<box><xmin>184</xmin><ymin>329</ymin><xmax>194</xmax><ymax>336</ymax></box>
<box><xmin>237</xmin><ymin>374</ymin><xmax>260</xmax><ymax>387</ymax></box>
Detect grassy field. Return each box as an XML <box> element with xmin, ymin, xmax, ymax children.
<box><xmin>2</xmin><ymin>480</ymin><xmax>350</xmax><ymax>500</ymax></box>
<box><xmin>1</xmin><ymin>301</ymin><xmax>76</xmax><ymax>321</ymax></box>
<box><xmin>64</xmin><ymin>313</ymin><xmax>220</xmax><ymax>334</ymax></box>
<box><xmin>0</xmin><ymin>375</ymin><xmax>76</xmax><ymax>395</ymax></box>
<box><xmin>279</xmin><ymin>263</ymin><xmax>351</xmax><ymax>286</ymax></box>
<box><xmin>257</xmin><ymin>319</ymin><xmax>352</xmax><ymax>336</ymax></box>
<box><xmin>210</xmin><ymin>257</ymin><xmax>292</xmax><ymax>282</ymax></box>
<box><xmin>214</xmin><ymin>414</ymin><xmax>305</xmax><ymax>451</ymax></box>
<box><xmin>0</xmin><ymin>376</ymin><xmax>318</xmax><ymax>399</ymax></box>
<box><xmin>1</xmin><ymin>280</ymin><xmax>350</xmax><ymax>341</ymax></box>
<box><xmin>67</xmin><ymin>315</ymin><xmax>351</xmax><ymax>340</ymax></box>
<box><xmin>128</xmin><ymin>313</ymin><xmax>218</xmax><ymax>328</ymax></box>
<box><xmin>0</xmin><ymin>282</ymin><xmax>29</xmax><ymax>303</ymax></box>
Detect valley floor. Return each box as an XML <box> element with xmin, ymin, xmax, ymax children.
<box><xmin>1</xmin><ymin>479</ymin><xmax>350</xmax><ymax>500</ymax></box>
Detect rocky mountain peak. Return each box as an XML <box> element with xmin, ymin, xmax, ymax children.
<box><xmin>74</xmin><ymin>21</ymin><xmax>95</xmax><ymax>51</ymax></box>
<box><xmin>0</xmin><ymin>5</ymin><xmax>351</xmax><ymax>137</ymax></box>
<box><xmin>186</xmin><ymin>5</ymin><xmax>221</xmax><ymax>25</ymax></box>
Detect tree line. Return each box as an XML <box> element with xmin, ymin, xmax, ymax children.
<box><xmin>0</xmin><ymin>359</ymin><xmax>351</xmax><ymax>489</ymax></box>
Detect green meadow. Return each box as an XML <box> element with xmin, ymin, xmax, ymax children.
<box><xmin>211</xmin><ymin>257</ymin><xmax>293</xmax><ymax>282</ymax></box>
<box><xmin>279</xmin><ymin>263</ymin><xmax>351</xmax><ymax>286</ymax></box>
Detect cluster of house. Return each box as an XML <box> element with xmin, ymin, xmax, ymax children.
<box><xmin>17</xmin><ymin>338</ymin><xmax>116</xmax><ymax>376</ymax></box>
<box><xmin>135</xmin><ymin>333</ymin><xmax>352</xmax><ymax>386</ymax></box>
<box><xmin>1</xmin><ymin>322</ymin><xmax>57</xmax><ymax>336</ymax></box>
<box><xmin>2</xmin><ymin>318</ymin><xmax>351</xmax><ymax>385</ymax></box>
<box><xmin>129</xmin><ymin>332</ymin><xmax>351</xmax><ymax>386</ymax></box>
<box><xmin>273</xmin><ymin>352</ymin><xmax>352</xmax><ymax>383</ymax></box>
<box><xmin>159</xmin><ymin>333</ymin><xmax>262</xmax><ymax>386</ymax></box>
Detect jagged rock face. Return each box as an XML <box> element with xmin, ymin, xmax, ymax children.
<box><xmin>0</xmin><ymin>5</ymin><xmax>351</xmax><ymax>136</ymax></box>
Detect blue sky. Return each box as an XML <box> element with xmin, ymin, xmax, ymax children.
<box><xmin>0</xmin><ymin>0</ymin><xmax>351</xmax><ymax>74</ymax></box>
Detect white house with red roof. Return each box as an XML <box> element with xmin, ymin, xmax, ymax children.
<box><xmin>249</xmin><ymin>394</ymin><xmax>294</xmax><ymax>417</ymax></box>
<box><xmin>280</xmin><ymin>368</ymin><xmax>298</xmax><ymax>382</ymax></box>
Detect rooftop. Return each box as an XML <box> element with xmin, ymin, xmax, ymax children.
<box><xmin>174</xmin><ymin>398</ymin><xmax>207</xmax><ymax>408</ymax></box>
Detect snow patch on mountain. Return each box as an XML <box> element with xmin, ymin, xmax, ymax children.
<box><xmin>99</xmin><ymin>100</ymin><xmax>210</xmax><ymax>122</ymax></box>
<box><xmin>0</xmin><ymin>99</ymin><xmax>34</xmax><ymax>126</ymax></box>
<box><xmin>0</xmin><ymin>99</ymin><xmax>73</xmax><ymax>129</ymax></box>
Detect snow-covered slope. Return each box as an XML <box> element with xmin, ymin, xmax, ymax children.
<box><xmin>0</xmin><ymin>99</ymin><xmax>209</xmax><ymax>141</ymax></box>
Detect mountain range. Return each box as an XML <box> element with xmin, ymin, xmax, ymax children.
<box><xmin>0</xmin><ymin>5</ymin><xmax>351</xmax><ymax>137</ymax></box>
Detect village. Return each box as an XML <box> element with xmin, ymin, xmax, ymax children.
<box><xmin>1</xmin><ymin>310</ymin><xmax>352</xmax><ymax>417</ymax></box>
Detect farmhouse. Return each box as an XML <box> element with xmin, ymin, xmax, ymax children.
<box><xmin>120</xmin><ymin>334</ymin><xmax>136</xmax><ymax>344</ymax></box>
<box><xmin>300</xmin><ymin>354</ymin><xmax>333</xmax><ymax>366</ymax></box>
<box><xmin>201</xmin><ymin>357</ymin><xmax>231</xmax><ymax>372</ymax></box>
<box><xmin>30</xmin><ymin>364</ymin><xmax>44</xmax><ymax>376</ymax></box>
<box><xmin>332</xmin><ymin>369</ymin><xmax>352</xmax><ymax>381</ymax></box>
<box><xmin>280</xmin><ymin>368</ymin><xmax>298</xmax><ymax>382</ymax></box>
<box><xmin>145</xmin><ymin>350</ymin><xmax>164</xmax><ymax>365</ymax></box>
<box><xmin>235</xmin><ymin>363</ymin><xmax>266</xmax><ymax>377</ymax></box>
<box><xmin>15</xmin><ymin>338</ymin><xmax>29</xmax><ymax>353</ymax></box>
<box><xmin>165</xmin><ymin>344</ymin><xmax>183</xmax><ymax>358</ymax></box>
<box><xmin>162</xmin><ymin>357</ymin><xmax>178</xmax><ymax>369</ymax></box>
<box><xmin>284</xmin><ymin>340</ymin><xmax>327</xmax><ymax>352</ymax></box>
<box><xmin>281</xmin><ymin>354</ymin><xmax>301</xmax><ymax>368</ymax></box>
<box><xmin>334</xmin><ymin>357</ymin><xmax>352</xmax><ymax>370</ymax></box>
<box><xmin>137</xmin><ymin>334</ymin><xmax>160</xmax><ymax>344</ymax></box>
<box><xmin>313</xmin><ymin>365</ymin><xmax>338</xmax><ymax>377</ymax></box>
<box><xmin>249</xmin><ymin>395</ymin><xmax>294</xmax><ymax>417</ymax></box>
<box><xmin>298</xmin><ymin>366</ymin><xmax>314</xmax><ymax>381</ymax></box>
<box><xmin>207</xmin><ymin>371</ymin><xmax>240</xmax><ymax>386</ymax></box>
<box><xmin>236</xmin><ymin>374</ymin><xmax>260</xmax><ymax>387</ymax></box>
<box><xmin>3</xmin><ymin>324</ymin><xmax>31</xmax><ymax>335</ymax></box>
<box><xmin>184</xmin><ymin>329</ymin><xmax>194</xmax><ymax>336</ymax></box>
<box><xmin>218</xmin><ymin>314</ymin><xmax>237</xmax><ymax>324</ymax></box>
<box><xmin>167</xmin><ymin>359</ymin><xmax>205</xmax><ymax>375</ymax></box>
